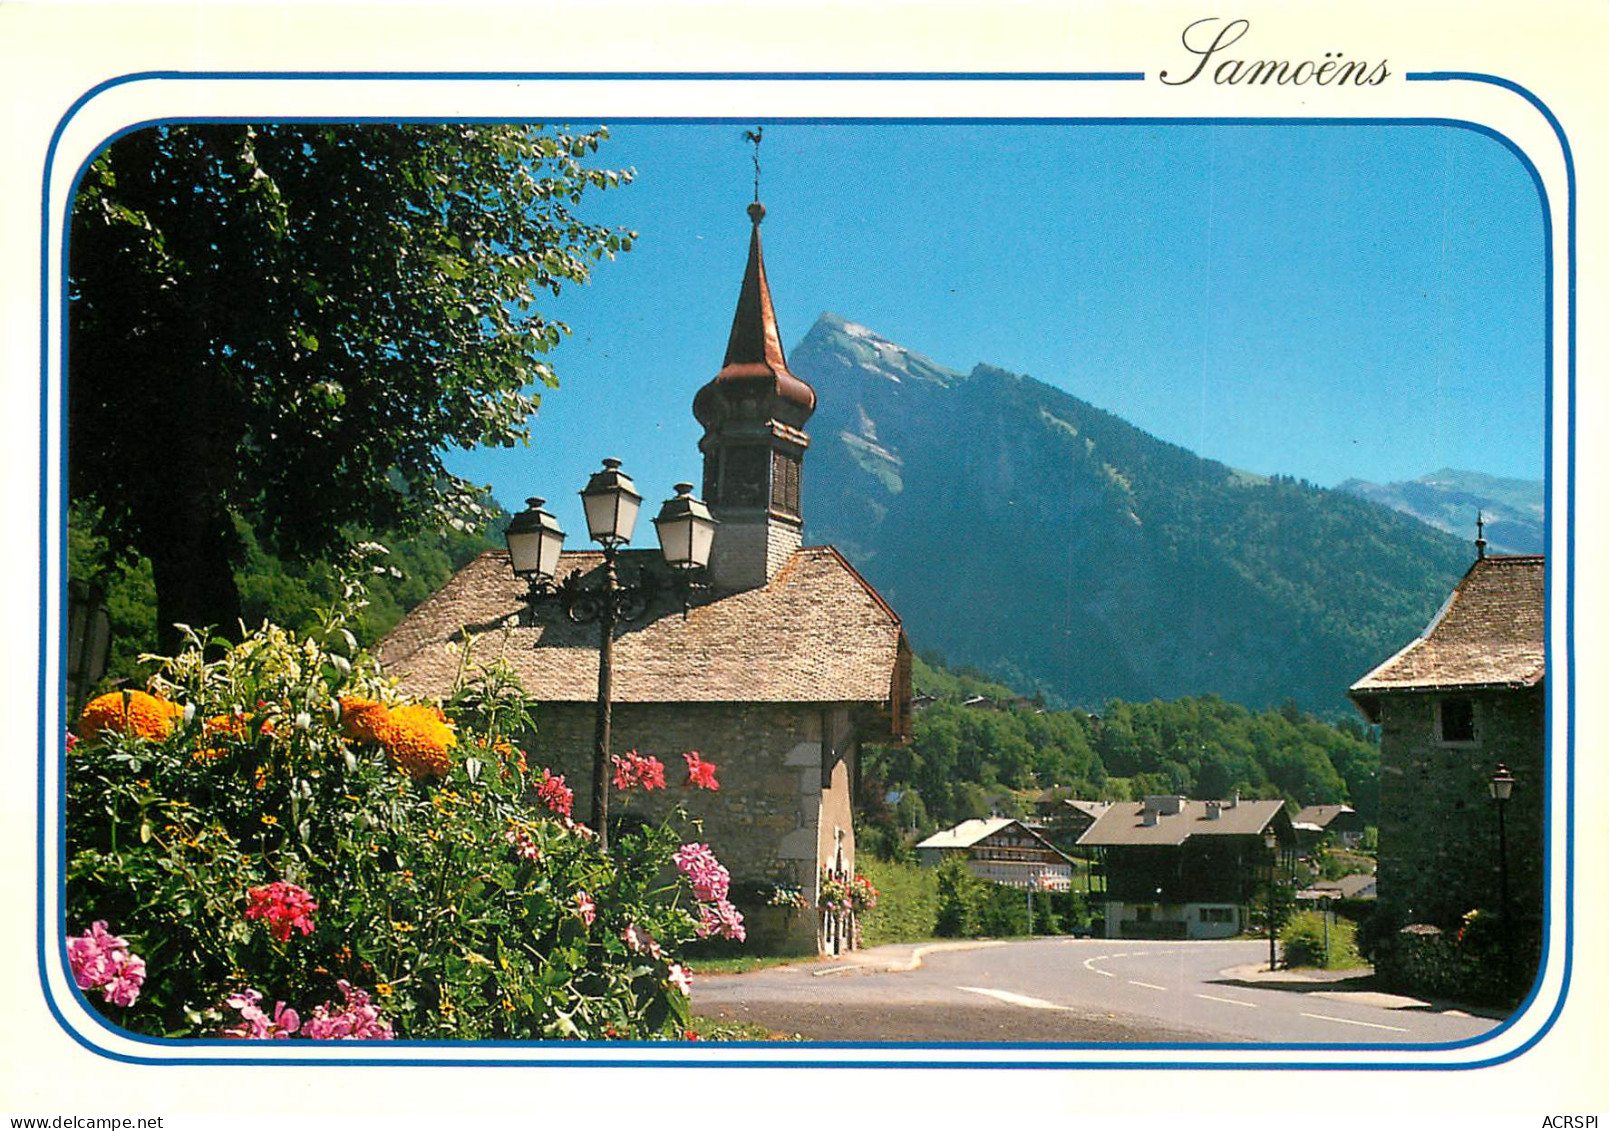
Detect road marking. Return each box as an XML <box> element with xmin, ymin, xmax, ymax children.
<box><xmin>1299</xmin><ymin>1011</ymin><xmax>1410</xmax><ymax>1033</ymax></box>
<box><xmin>957</xmin><ymin>986</ymin><xmax>1071</xmax><ymax>1012</ymax></box>
<box><xmin>1195</xmin><ymin>993</ymin><xmax>1257</xmax><ymax>1009</ymax></box>
<box><xmin>1128</xmin><ymin>980</ymin><xmax>1168</xmax><ymax>991</ymax></box>
<box><xmin>1082</xmin><ymin>956</ymin><xmax>1115</xmax><ymax>977</ymax></box>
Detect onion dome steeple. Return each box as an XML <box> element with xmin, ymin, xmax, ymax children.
<box><xmin>693</xmin><ymin>201</ymin><xmax>817</xmax><ymax>430</ymax></box>
<box><xmin>693</xmin><ymin>201</ymin><xmax>816</xmax><ymax>590</ymax></box>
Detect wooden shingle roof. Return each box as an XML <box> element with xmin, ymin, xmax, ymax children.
<box><xmin>1349</xmin><ymin>555</ymin><xmax>1544</xmax><ymax>707</ymax></box>
<box><xmin>1292</xmin><ymin>804</ymin><xmax>1356</xmax><ymax>830</ymax></box>
<box><xmin>1076</xmin><ymin>799</ymin><xmax>1287</xmax><ymax>847</ymax></box>
<box><xmin>375</xmin><ymin>547</ymin><xmax>909</xmax><ymax>723</ymax></box>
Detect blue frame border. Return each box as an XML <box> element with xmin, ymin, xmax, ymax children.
<box><xmin>36</xmin><ymin>69</ymin><xmax>1575</xmax><ymax>1071</ymax></box>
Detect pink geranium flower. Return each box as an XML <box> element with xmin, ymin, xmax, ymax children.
<box><xmin>244</xmin><ymin>881</ymin><xmax>318</xmax><ymax>942</ymax></box>
<box><xmin>302</xmin><ymin>980</ymin><xmax>394</xmax><ymax>1040</ymax></box>
<box><xmin>574</xmin><ymin>890</ymin><xmax>597</xmax><ymax>926</ymax></box>
<box><xmin>622</xmin><ymin>922</ymin><xmax>663</xmax><ymax>959</ymax></box>
<box><xmin>682</xmin><ymin>751</ymin><xmax>719</xmax><ymax>791</ymax></box>
<box><xmin>505</xmin><ymin>822</ymin><xmax>541</xmax><ymax>863</ymax></box>
<box><xmin>610</xmin><ymin>750</ymin><xmax>666</xmax><ymax>792</ymax></box>
<box><xmin>695</xmin><ymin>899</ymin><xmax>747</xmax><ymax>943</ymax></box>
<box><xmin>673</xmin><ymin>842</ymin><xmax>731</xmax><ymax>903</ymax></box>
<box><xmin>67</xmin><ymin>921</ymin><xmax>145</xmax><ymax>1008</ymax></box>
<box><xmin>667</xmin><ymin>964</ymin><xmax>693</xmax><ymax>996</ymax></box>
<box><xmin>535</xmin><ymin>769</ymin><xmax>574</xmax><ymax>817</ymax></box>
<box><xmin>220</xmin><ymin>989</ymin><xmax>300</xmax><ymax>1039</ymax></box>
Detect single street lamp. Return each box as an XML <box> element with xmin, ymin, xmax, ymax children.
<box><xmin>1489</xmin><ymin>762</ymin><xmax>1516</xmax><ymax>990</ymax></box>
<box><xmin>1263</xmin><ymin>828</ymin><xmax>1280</xmax><ymax>971</ymax></box>
<box><xmin>652</xmin><ymin>483</ymin><xmax>719</xmax><ymax>615</ymax></box>
<box><xmin>506</xmin><ymin>461</ymin><xmax>716</xmax><ymax>850</ymax></box>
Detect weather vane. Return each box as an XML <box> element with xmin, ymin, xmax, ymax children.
<box><xmin>743</xmin><ymin>127</ymin><xmax>763</xmax><ymax>202</ymax></box>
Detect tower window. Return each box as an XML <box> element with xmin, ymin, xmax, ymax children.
<box><xmin>1435</xmin><ymin>696</ymin><xmax>1477</xmax><ymax>745</ymax></box>
<box><xmin>772</xmin><ymin>450</ymin><xmax>802</xmax><ymax>516</ymax></box>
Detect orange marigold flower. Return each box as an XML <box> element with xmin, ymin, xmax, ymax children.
<box><xmin>78</xmin><ymin>690</ymin><xmax>182</xmax><ymax>743</ymax></box>
<box><xmin>375</xmin><ymin>703</ymin><xmax>456</xmax><ymax>779</ymax></box>
<box><xmin>339</xmin><ymin>697</ymin><xmax>391</xmax><ymax>743</ymax></box>
<box><xmin>194</xmin><ymin>713</ymin><xmax>248</xmax><ymax>762</ymax></box>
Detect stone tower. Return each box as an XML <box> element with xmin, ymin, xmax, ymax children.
<box><xmin>692</xmin><ymin>201</ymin><xmax>817</xmax><ymax>591</ymax></box>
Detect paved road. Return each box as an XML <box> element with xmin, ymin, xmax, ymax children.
<box><xmin>693</xmin><ymin>938</ymin><xmax>1505</xmax><ymax>1044</ymax></box>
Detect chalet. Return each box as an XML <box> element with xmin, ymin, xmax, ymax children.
<box><xmin>376</xmin><ymin>201</ymin><xmax>912</xmax><ymax>955</ymax></box>
<box><xmin>1348</xmin><ymin>552</ymin><xmax>1544</xmax><ymax>948</ymax></box>
<box><xmin>1032</xmin><ymin>792</ymin><xmax>1113</xmax><ymax>853</ymax></box>
<box><xmin>915</xmin><ymin>818</ymin><xmax>1074</xmax><ymax>891</ymax></box>
<box><xmin>1077</xmin><ymin>794</ymin><xmax>1293</xmax><ymax>939</ymax></box>
<box><xmin>1291</xmin><ymin>803</ymin><xmax>1364</xmax><ymax>850</ymax></box>
<box><xmin>1312</xmin><ymin>873</ymin><xmax>1378</xmax><ymax>901</ymax></box>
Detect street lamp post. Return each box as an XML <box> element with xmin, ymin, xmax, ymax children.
<box><xmin>1026</xmin><ymin>872</ymin><xmax>1035</xmax><ymax>939</ymax></box>
<box><xmin>1263</xmin><ymin>828</ymin><xmax>1280</xmax><ymax>971</ymax></box>
<box><xmin>505</xmin><ymin>463</ymin><xmax>716</xmax><ymax>851</ymax></box>
<box><xmin>1489</xmin><ymin>762</ymin><xmax>1516</xmax><ymax>991</ymax></box>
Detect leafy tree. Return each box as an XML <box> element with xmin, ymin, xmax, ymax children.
<box><xmin>69</xmin><ymin>497</ymin><xmax>506</xmax><ymax>691</ymax></box>
<box><xmin>862</xmin><ymin>655</ymin><xmax>1381</xmax><ymax>830</ymax></box>
<box><xmin>933</xmin><ymin>857</ymin><xmax>983</xmax><ymax>937</ymax></box>
<box><xmin>70</xmin><ymin>123</ymin><xmax>632</xmax><ymax>649</ymax></box>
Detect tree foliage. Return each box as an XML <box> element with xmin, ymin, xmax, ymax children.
<box><xmin>863</xmin><ymin>658</ymin><xmax>1380</xmax><ymax>835</ymax></box>
<box><xmin>69</xmin><ymin>123</ymin><xmax>632</xmax><ymax>648</ymax></box>
<box><xmin>69</xmin><ymin>497</ymin><xmax>506</xmax><ymax>691</ymax></box>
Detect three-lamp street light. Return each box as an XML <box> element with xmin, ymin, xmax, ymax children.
<box><xmin>504</xmin><ymin>459</ymin><xmax>717</xmax><ymax>851</ymax></box>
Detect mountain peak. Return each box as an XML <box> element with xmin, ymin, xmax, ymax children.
<box><xmin>797</xmin><ymin>313</ymin><xmax>963</xmax><ymax>388</ymax></box>
<box><xmin>795</xmin><ymin>319</ymin><xmax>1475</xmax><ymax>712</ymax></box>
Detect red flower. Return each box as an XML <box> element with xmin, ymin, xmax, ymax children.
<box><xmin>682</xmin><ymin>750</ymin><xmax>720</xmax><ymax>791</ymax></box>
<box><xmin>244</xmin><ymin>881</ymin><xmax>318</xmax><ymax>942</ymax></box>
<box><xmin>610</xmin><ymin>750</ymin><xmax>666</xmax><ymax>792</ymax></box>
<box><xmin>535</xmin><ymin>769</ymin><xmax>574</xmax><ymax>817</ymax></box>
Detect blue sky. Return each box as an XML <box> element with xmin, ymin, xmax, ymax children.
<box><xmin>445</xmin><ymin>121</ymin><xmax>1546</xmax><ymax>538</ymax></box>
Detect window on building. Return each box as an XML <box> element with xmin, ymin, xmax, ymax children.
<box><xmin>1200</xmin><ymin>907</ymin><xmax>1233</xmax><ymax>923</ymax></box>
<box><xmin>1436</xmin><ymin>696</ymin><xmax>1477</xmax><ymax>745</ymax></box>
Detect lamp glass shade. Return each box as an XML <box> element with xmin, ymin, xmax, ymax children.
<box><xmin>654</xmin><ymin>483</ymin><xmax>718</xmax><ymax>569</ymax></box>
<box><xmin>505</xmin><ymin>498</ymin><xmax>565</xmax><ymax>580</ymax></box>
<box><xmin>1489</xmin><ymin>764</ymin><xmax>1516</xmax><ymax>801</ymax></box>
<box><xmin>580</xmin><ymin>458</ymin><xmax>643</xmax><ymax>547</ymax></box>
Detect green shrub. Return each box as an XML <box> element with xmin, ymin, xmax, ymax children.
<box><xmin>64</xmin><ymin>568</ymin><xmax>737</xmax><ymax>1041</ymax></box>
<box><xmin>867</xmin><ymin>859</ymin><xmax>1090</xmax><ymax>942</ymax></box>
<box><xmin>933</xmin><ymin>858</ymin><xmax>983</xmax><ymax>937</ymax></box>
<box><xmin>976</xmin><ymin>882</ymin><xmax>1029</xmax><ymax>937</ymax></box>
<box><xmin>856</xmin><ymin>857</ymin><xmax>938</xmax><ymax>946</ymax></box>
<box><xmin>1280</xmin><ymin>909</ymin><xmax>1363</xmax><ymax>969</ymax></box>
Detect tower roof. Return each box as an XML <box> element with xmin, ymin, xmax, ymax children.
<box><xmin>694</xmin><ymin>202</ymin><xmax>816</xmax><ymax>425</ymax></box>
<box><xmin>1348</xmin><ymin>554</ymin><xmax>1545</xmax><ymax>721</ymax></box>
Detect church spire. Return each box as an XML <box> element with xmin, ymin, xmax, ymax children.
<box><xmin>692</xmin><ymin>196</ymin><xmax>816</xmax><ymax>591</ymax></box>
<box><xmin>709</xmin><ymin>201</ymin><xmax>816</xmax><ymax>414</ymax></box>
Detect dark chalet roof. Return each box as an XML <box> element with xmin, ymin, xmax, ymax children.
<box><xmin>1077</xmin><ymin>799</ymin><xmax>1289</xmax><ymax>848</ymax></box>
<box><xmin>1349</xmin><ymin>555</ymin><xmax>1544</xmax><ymax>718</ymax></box>
<box><xmin>375</xmin><ymin>547</ymin><xmax>910</xmax><ymax>733</ymax></box>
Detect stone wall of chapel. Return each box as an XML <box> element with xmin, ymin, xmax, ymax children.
<box><xmin>528</xmin><ymin>700</ymin><xmax>853</xmax><ymax>954</ymax></box>
<box><xmin>1375</xmin><ymin>686</ymin><xmax>1545</xmax><ymax>931</ymax></box>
